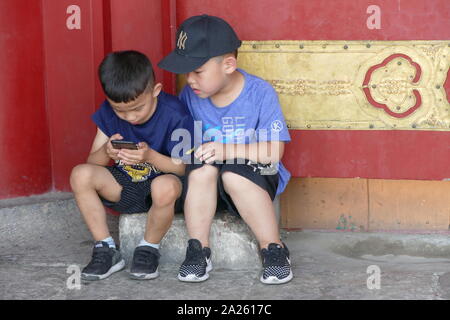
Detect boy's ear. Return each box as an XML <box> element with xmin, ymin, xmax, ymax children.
<box><xmin>223</xmin><ymin>55</ymin><xmax>237</xmax><ymax>74</ymax></box>
<box><xmin>152</xmin><ymin>83</ymin><xmax>163</xmax><ymax>97</ymax></box>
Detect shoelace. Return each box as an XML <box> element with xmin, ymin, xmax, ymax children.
<box><xmin>89</xmin><ymin>248</ymin><xmax>111</xmax><ymax>266</ymax></box>
<box><xmin>184</xmin><ymin>246</ymin><xmax>205</xmax><ymax>265</ymax></box>
<box><xmin>134</xmin><ymin>249</ymin><xmax>157</xmax><ymax>265</ymax></box>
<box><xmin>262</xmin><ymin>247</ymin><xmax>287</xmax><ymax>266</ymax></box>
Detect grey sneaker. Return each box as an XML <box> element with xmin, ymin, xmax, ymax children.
<box><xmin>81</xmin><ymin>241</ymin><xmax>125</xmax><ymax>281</ymax></box>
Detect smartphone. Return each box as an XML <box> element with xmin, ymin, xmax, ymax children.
<box><xmin>111</xmin><ymin>140</ymin><xmax>139</xmax><ymax>150</ymax></box>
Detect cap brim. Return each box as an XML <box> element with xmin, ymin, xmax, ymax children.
<box><xmin>158</xmin><ymin>50</ymin><xmax>210</xmax><ymax>74</ymax></box>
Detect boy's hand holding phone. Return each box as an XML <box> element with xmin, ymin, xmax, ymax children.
<box><xmin>117</xmin><ymin>141</ymin><xmax>153</xmax><ymax>165</ymax></box>
<box><xmin>105</xmin><ymin>133</ymin><xmax>124</xmax><ymax>161</ymax></box>
<box><xmin>105</xmin><ymin>134</ymin><xmax>154</xmax><ymax>165</ymax></box>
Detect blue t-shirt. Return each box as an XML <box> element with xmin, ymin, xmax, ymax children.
<box><xmin>180</xmin><ymin>69</ymin><xmax>291</xmax><ymax>194</ymax></box>
<box><xmin>92</xmin><ymin>91</ymin><xmax>194</xmax><ymax>182</ymax></box>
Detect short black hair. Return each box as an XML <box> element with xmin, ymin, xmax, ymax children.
<box><xmin>213</xmin><ymin>50</ymin><xmax>239</xmax><ymax>63</ymax></box>
<box><xmin>98</xmin><ymin>50</ymin><xmax>155</xmax><ymax>103</ymax></box>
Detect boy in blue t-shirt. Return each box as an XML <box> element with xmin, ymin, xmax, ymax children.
<box><xmin>70</xmin><ymin>50</ymin><xmax>194</xmax><ymax>281</ymax></box>
<box><xmin>158</xmin><ymin>15</ymin><xmax>293</xmax><ymax>284</ymax></box>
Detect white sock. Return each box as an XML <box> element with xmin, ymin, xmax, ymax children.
<box><xmin>98</xmin><ymin>236</ymin><xmax>116</xmax><ymax>248</ymax></box>
<box><xmin>138</xmin><ymin>239</ymin><xmax>160</xmax><ymax>250</ymax></box>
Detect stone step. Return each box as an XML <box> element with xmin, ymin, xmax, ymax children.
<box><xmin>0</xmin><ymin>192</ymin><xmax>119</xmax><ymax>248</ymax></box>
<box><xmin>0</xmin><ymin>192</ymin><xmax>279</xmax><ymax>271</ymax></box>
<box><xmin>119</xmin><ymin>196</ymin><xmax>281</xmax><ymax>270</ymax></box>
<box><xmin>119</xmin><ymin>212</ymin><xmax>262</xmax><ymax>270</ymax></box>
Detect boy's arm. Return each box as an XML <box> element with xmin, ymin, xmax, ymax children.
<box><xmin>87</xmin><ymin>129</ymin><xmax>185</xmax><ymax>174</ymax></box>
<box><xmin>86</xmin><ymin>128</ymin><xmax>121</xmax><ymax>166</ymax></box>
<box><xmin>145</xmin><ymin>148</ymin><xmax>186</xmax><ymax>176</ymax></box>
<box><xmin>232</xmin><ymin>141</ymin><xmax>285</xmax><ymax>164</ymax></box>
<box><xmin>195</xmin><ymin>141</ymin><xmax>285</xmax><ymax>165</ymax></box>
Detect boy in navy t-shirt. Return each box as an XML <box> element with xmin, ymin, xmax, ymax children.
<box><xmin>70</xmin><ymin>50</ymin><xmax>194</xmax><ymax>281</ymax></box>
<box><xmin>159</xmin><ymin>15</ymin><xmax>293</xmax><ymax>284</ymax></box>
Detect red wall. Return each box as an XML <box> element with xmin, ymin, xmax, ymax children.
<box><xmin>0</xmin><ymin>0</ymin><xmax>52</xmax><ymax>198</ymax></box>
<box><xmin>42</xmin><ymin>0</ymin><xmax>106</xmax><ymax>193</ymax></box>
<box><xmin>0</xmin><ymin>0</ymin><xmax>173</xmax><ymax>198</ymax></box>
<box><xmin>177</xmin><ymin>0</ymin><xmax>450</xmax><ymax>180</ymax></box>
<box><xmin>40</xmin><ymin>0</ymin><xmax>174</xmax><ymax>194</ymax></box>
<box><xmin>108</xmin><ymin>0</ymin><xmax>176</xmax><ymax>104</ymax></box>
<box><xmin>0</xmin><ymin>0</ymin><xmax>449</xmax><ymax>199</ymax></box>
<box><xmin>177</xmin><ymin>0</ymin><xmax>450</xmax><ymax>40</ymax></box>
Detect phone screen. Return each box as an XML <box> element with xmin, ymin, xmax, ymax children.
<box><xmin>111</xmin><ymin>140</ymin><xmax>138</xmax><ymax>150</ymax></box>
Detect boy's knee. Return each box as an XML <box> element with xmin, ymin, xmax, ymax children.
<box><xmin>151</xmin><ymin>176</ymin><xmax>181</xmax><ymax>207</ymax></box>
<box><xmin>70</xmin><ymin>164</ymin><xmax>95</xmax><ymax>190</ymax></box>
<box><xmin>188</xmin><ymin>164</ymin><xmax>219</xmax><ymax>185</ymax></box>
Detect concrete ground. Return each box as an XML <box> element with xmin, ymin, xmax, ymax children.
<box><xmin>2</xmin><ymin>192</ymin><xmax>450</xmax><ymax>300</ymax></box>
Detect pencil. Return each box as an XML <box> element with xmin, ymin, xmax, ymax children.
<box><xmin>185</xmin><ymin>147</ymin><xmax>195</xmax><ymax>155</ymax></box>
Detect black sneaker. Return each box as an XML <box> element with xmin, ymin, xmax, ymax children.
<box><xmin>178</xmin><ymin>239</ymin><xmax>212</xmax><ymax>282</ymax></box>
<box><xmin>81</xmin><ymin>241</ymin><xmax>125</xmax><ymax>281</ymax></box>
<box><xmin>260</xmin><ymin>242</ymin><xmax>293</xmax><ymax>284</ymax></box>
<box><xmin>129</xmin><ymin>246</ymin><xmax>160</xmax><ymax>280</ymax></box>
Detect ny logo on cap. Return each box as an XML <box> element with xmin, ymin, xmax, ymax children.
<box><xmin>177</xmin><ymin>31</ymin><xmax>188</xmax><ymax>50</ymax></box>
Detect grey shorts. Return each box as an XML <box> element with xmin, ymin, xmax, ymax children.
<box><xmin>100</xmin><ymin>166</ymin><xmax>184</xmax><ymax>214</ymax></box>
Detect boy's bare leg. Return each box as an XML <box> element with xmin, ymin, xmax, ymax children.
<box><xmin>221</xmin><ymin>171</ymin><xmax>282</xmax><ymax>249</ymax></box>
<box><xmin>184</xmin><ymin>165</ymin><xmax>219</xmax><ymax>247</ymax></box>
<box><xmin>70</xmin><ymin>164</ymin><xmax>122</xmax><ymax>241</ymax></box>
<box><xmin>144</xmin><ymin>174</ymin><xmax>182</xmax><ymax>244</ymax></box>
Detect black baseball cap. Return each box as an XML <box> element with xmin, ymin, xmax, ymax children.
<box><xmin>158</xmin><ymin>14</ymin><xmax>242</xmax><ymax>74</ymax></box>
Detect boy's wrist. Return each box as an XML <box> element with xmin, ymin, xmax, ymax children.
<box><xmin>102</xmin><ymin>142</ymin><xmax>113</xmax><ymax>160</ymax></box>
<box><xmin>144</xmin><ymin>147</ymin><xmax>158</xmax><ymax>163</ymax></box>
<box><xmin>224</xmin><ymin>143</ymin><xmax>240</xmax><ymax>160</ymax></box>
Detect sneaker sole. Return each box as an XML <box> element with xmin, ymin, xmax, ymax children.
<box><xmin>129</xmin><ymin>269</ymin><xmax>159</xmax><ymax>280</ymax></box>
<box><xmin>260</xmin><ymin>270</ymin><xmax>293</xmax><ymax>285</ymax></box>
<box><xmin>81</xmin><ymin>259</ymin><xmax>126</xmax><ymax>281</ymax></box>
<box><xmin>178</xmin><ymin>260</ymin><xmax>213</xmax><ymax>283</ymax></box>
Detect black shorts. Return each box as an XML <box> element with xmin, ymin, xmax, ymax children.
<box><xmin>100</xmin><ymin>166</ymin><xmax>184</xmax><ymax>214</ymax></box>
<box><xmin>182</xmin><ymin>159</ymin><xmax>279</xmax><ymax>217</ymax></box>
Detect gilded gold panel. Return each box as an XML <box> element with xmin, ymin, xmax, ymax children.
<box><xmin>238</xmin><ymin>41</ymin><xmax>450</xmax><ymax>130</ymax></box>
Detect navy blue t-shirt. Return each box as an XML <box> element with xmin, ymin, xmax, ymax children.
<box><xmin>92</xmin><ymin>91</ymin><xmax>194</xmax><ymax>182</ymax></box>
